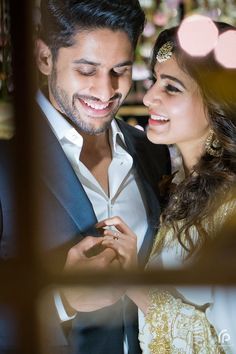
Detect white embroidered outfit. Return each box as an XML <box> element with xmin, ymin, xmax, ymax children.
<box><xmin>138</xmin><ymin>154</ymin><xmax>236</xmax><ymax>353</ymax></box>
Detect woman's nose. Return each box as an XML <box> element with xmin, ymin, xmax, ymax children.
<box><xmin>143</xmin><ymin>83</ymin><xmax>161</xmax><ymax>108</ymax></box>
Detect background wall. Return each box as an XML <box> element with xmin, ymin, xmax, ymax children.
<box><xmin>1</xmin><ymin>0</ymin><xmax>236</xmax><ymax>134</ymax></box>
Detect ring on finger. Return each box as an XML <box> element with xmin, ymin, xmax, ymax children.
<box><xmin>113</xmin><ymin>231</ymin><xmax>120</xmax><ymax>240</ymax></box>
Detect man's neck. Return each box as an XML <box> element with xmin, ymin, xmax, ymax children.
<box><xmin>80</xmin><ymin>130</ymin><xmax>112</xmax><ymax>196</ymax></box>
<box><xmin>80</xmin><ymin>130</ymin><xmax>110</xmax><ymax>152</ymax></box>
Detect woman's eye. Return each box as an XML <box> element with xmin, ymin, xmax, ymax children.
<box><xmin>165</xmin><ymin>84</ymin><xmax>181</xmax><ymax>93</ymax></box>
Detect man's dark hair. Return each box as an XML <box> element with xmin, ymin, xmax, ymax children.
<box><xmin>39</xmin><ymin>0</ymin><xmax>145</xmax><ymax>59</ymax></box>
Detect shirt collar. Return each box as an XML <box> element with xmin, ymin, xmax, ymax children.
<box><xmin>110</xmin><ymin>120</ymin><xmax>127</xmax><ymax>155</ymax></box>
<box><xmin>36</xmin><ymin>89</ymin><xmax>78</xmax><ymax>142</ymax></box>
<box><xmin>36</xmin><ymin>89</ymin><xmax>126</xmax><ymax>152</ymax></box>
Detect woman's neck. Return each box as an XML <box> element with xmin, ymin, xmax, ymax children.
<box><xmin>177</xmin><ymin>138</ymin><xmax>206</xmax><ymax>175</ymax></box>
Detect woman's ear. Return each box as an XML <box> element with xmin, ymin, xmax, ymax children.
<box><xmin>35</xmin><ymin>39</ymin><xmax>53</xmax><ymax>76</ymax></box>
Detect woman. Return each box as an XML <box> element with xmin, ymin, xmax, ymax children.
<box><xmin>98</xmin><ymin>21</ymin><xmax>236</xmax><ymax>353</ymax></box>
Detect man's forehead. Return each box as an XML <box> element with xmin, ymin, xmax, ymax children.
<box><xmin>57</xmin><ymin>28</ymin><xmax>134</xmax><ymax>66</ymax></box>
<box><xmin>71</xmin><ymin>28</ymin><xmax>133</xmax><ymax>51</ymax></box>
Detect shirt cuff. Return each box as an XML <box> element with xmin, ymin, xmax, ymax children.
<box><xmin>54</xmin><ymin>290</ymin><xmax>76</xmax><ymax>322</ymax></box>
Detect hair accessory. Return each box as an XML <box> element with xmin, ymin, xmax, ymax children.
<box><xmin>156</xmin><ymin>41</ymin><xmax>174</xmax><ymax>63</ymax></box>
<box><xmin>205</xmin><ymin>129</ymin><xmax>223</xmax><ymax>157</ymax></box>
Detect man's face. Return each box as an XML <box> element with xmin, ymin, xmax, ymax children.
<box><xmin>47</xmin><ymin>29</ymin><xmax>134</xmax><ymax>135</ymax></box>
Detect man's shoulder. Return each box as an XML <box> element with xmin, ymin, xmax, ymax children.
<box><xmin>115</xmin><ymin>117</ymin><xmax>145</xmax><ymax>136</ymax></box>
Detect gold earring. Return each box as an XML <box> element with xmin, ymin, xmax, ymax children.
<box><xmin>205</xmin><ymin>129</ymin><xmax>223</xmax><ymax>157</ymax></box>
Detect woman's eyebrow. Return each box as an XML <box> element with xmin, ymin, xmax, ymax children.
<box><xmin>160</xmin><ymin>74</ymin><xmax>186</xmax><ymax>89</ymax></box>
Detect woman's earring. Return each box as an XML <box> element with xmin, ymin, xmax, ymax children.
<box><xmin>205</xmin><ymin>129</ymin><xmax>223</xmax><ymax>157</ymax></box>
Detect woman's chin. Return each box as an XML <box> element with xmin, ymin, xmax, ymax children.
<box><xmin>146</xmin><ymin>130</ymin><xmax>166</xmax><ymax>145</ymax></box>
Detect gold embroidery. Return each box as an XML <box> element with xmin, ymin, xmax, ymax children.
<box><xmin>145</xmin><ymin>290</ymin><xmax>225</xmax><ymax>354</ymax></box>
<box><xmin>149</xmin><ymin>199</ymin><xmax>236</xmax><ymax>261</ymax></box>
<box><xmin>143</xmin><ymin>199</ymin><xmax>236</xmax><ymax>353</ymax></box>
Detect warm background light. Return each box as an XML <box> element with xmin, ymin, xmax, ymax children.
<box><xmin>177</xmin><ymin>15</ymin><xmax>219</xmax><ymax>56</ymax></box>
<box><xmin>214</xmin><ymin>30</ymin><xmax>236</xmax><ymax>68</ymax></box>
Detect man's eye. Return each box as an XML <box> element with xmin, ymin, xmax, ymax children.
<box><xmin>74</xmin><ymin>65</ymin><xmax>96</xmax><ymax>76</ymax></box>
<box><xmin>112</xmin><ymin>68</ymin><xmax>130</xmax><ymax>77</ymax></box>
<box><xmin>165</xmin><ymin>84</ymin><xmax>181</xmax><ymax>93</ymax></box>
<box><xmin>77</xmin><ymin>70</ymin><xmax>95</xmax><ymax>76</ymax></box>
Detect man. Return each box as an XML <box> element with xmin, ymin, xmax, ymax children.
<box><xmin>0</xmin><ymin>0</ymin><xmax>171</xmax><ymax>353</ymax></box>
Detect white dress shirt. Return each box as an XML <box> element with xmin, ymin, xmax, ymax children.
<box><xmin>37</xmin><ymin>91</ymin><xmax>149</xmax><ymax>352</ymax></box>
<box><xmin>37</xmin><ymin>90</ymin><xmax>148</xmax><ymax>251</ymax></box>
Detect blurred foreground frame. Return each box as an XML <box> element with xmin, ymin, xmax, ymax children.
<box><xmin>0</xmin><ymin>1</ymin><xmax>236</xmax><ymax>354</ymax></box>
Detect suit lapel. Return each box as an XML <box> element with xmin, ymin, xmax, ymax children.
<box><xmin>36</xmin><ymin>109</ymin><xmax>163</xmax><ymax>257</ymax></box>
<box><xmin>116</xmin><ymin>119</ymin><xmax>160</xmax><ymax>213</ymax></box>
<box><xmin>36</xmin><ymin>108</ymin><xmax>98</xmax><ymax>236</ymax></box>
<box><xmin>116</xmin><ymin>119</ymin><xmax>161</xmax><ymax>265</ymax></box>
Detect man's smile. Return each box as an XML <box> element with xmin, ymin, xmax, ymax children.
<box><xmin>74</xmin><ymin>96</ymin><xmax>120</xmax><ymax>118</ymax></box>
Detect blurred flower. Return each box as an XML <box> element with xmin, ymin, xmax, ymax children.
<box><xmin>132</xmin><ymin>63</ymin><xmax>150</xmax><ymax>81</ymax></box>
<box><xmin>143</xmin><ymin>21</ymin><xmax>156</xmax><ymax>38</ymax></box>
<box><xmin>153</xmin><ymin>11</ymin><xmax>169</xmax><ymax>27</ymax></box>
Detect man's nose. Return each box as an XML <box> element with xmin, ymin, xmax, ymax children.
<box><xmin>90</xmin><ymin>74</ymin><xmax>116</xmax><ymax>102</ymax></box>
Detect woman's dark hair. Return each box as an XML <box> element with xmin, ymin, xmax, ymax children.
<box><xmin>39</xmin><ymin>0</ymin><xmax>145</xmax><ymax>59</ymax></box>
<box><xmin>151</xmin><ymin>22</ymin><xmax>236</xmax><ymax>256</ymax></box>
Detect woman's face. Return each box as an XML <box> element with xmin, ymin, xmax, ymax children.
<box><xmin>143</xmin><ymin>55</ymin><xmax>210</xmax><ymax>150</ymax></box>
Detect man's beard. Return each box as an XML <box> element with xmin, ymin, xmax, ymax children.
<box><xmin>49</xmin><ymin>67</ymin><xmax>121</xmax><ymax>135</ymax></box>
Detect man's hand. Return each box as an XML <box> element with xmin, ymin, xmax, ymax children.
<box><xmin>63</xmin><ymin>236</ymin><xmax>117</xmax><ymax>272</ymax></box>
<box><xmin>60</xmin><ymin>236</ymin><xmax>125</xmax><ymax>313</ymax></box>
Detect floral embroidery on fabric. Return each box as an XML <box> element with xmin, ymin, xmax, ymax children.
<box><xmin>145</xmin><ymin>290</ymin><xmax>225</xmax><ymax>354</ymax></box>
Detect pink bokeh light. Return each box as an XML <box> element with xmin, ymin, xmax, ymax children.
<box><xmin>214</xmin><ymin>30</ymin><xmax>236</xmax><ymax>68</ymax></box>
<box><xmin>177</xmin><ymin>15</ymin><xmax>219</xmax><ymax>56</ymax></box>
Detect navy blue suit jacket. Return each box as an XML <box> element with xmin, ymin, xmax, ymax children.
<box><xmin>0</xmin><ymin>106</ymin><xmax>171</xmax><ymax>354</ymax></box>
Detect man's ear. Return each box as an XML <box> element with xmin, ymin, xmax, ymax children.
<box><xmin>35</xmin><ymin>39</ymin><xmax>53</xmax><ymax>76</ymax></box>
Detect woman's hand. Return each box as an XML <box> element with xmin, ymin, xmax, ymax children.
<box><xmin>96</xmin><ymin>216</ymin><xmax>138</xmax><ymax>270</ymax></box>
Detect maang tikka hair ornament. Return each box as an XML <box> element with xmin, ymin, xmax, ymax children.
<box><xmin>156</xmin><ymin>41</ymin><xmax>174</xmax><ymax>63</ymax></box>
